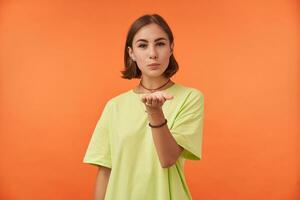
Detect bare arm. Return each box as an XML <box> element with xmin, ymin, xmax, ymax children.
<box><xmin>141</xmin><ymin>93</ymin><xmax>184</xmax><ymax>168</ymax></box>
<box><xmin>94</xmin><ymin>166</ymin><xmax>111</xmax><ymax>200</ymax></box>
<box><xmin>147</xmin><ymin>108</ymin><xmax>184</xmax><ymax>168</ymax></box>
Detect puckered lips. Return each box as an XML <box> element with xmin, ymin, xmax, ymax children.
<box><xmin>148</xmin><ymin>63</ymin><xmax>160</xmax><ymax>70</ymax></box>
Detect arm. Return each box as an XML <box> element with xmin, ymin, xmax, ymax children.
<box><xmin>94</xmin><ymin>166</ymin><xmax>111</xmax><ymax>200</ymax></box>
<box><xmin>147</xmin><ymin>108</ymin><xmax>184</xmax><ymax>168</ymax></box>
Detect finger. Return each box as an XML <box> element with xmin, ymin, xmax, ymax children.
<box><xmin>152</xmin><ymin>96</ymin><xmax>159</xmax><ymax>107</ymax></box>
<box><xmin>150</xmin><ymin>96</ymin><xmax>155</xmax><ymax>105</ymax></box>
<box><xmin>163</xmin><ymin>94</ymin><xmax>174</xmax><ymax>100</ymax></box>
<box><xmin>156</xmin><ymin>95</ymin><xmax>162</xmax><ymax>103</ymax></box>
<box><xmin>155</xmin><ymin>94</ymin><xmax>166</xmax><ymax>104</ymax></box>
<box><xmin>147</xmin><ymin>96</ymin><xmax>153</xmax><ymax>105</ymax></box>
<box><xmin>158</xmin><ymin>98</ymin><xmax>164</xmax><ymax>105</ymax></box>
<box><xmin>154</xmin><ymin>95</ymin><xmax>162</xmax><ymax>103</ymax></box>
<box><xmin>155</xmin><ymin>96</ymin><xmax>164</xmax><ymax>106</ymax></box>
<box><xmin>151</xmin><ymin>97</ymin><xmax>156</xmax><ymax>106</ymax></box>
<box><xmin>141</xmin><ymin>96</ymin><xmax>147</xmax><ymax>103</ymax></box>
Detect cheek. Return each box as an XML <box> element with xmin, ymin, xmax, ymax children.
<box><xmin>135</xmin><ymin>58</ymin><xmax>147</xmax><ymax>68</ymax></box>
<box><xmin>134</xmin><ymin>55</ymin><xmax>148</xmax><ymax>69</ymax></box>
<box><xmin>134</xmin><ymin>52</ymin><xmax>147</xmax><ymax>63</ymax></box>
<box><xmin>159</xmin><ymin>48</ymin><xmax>171</xmax><ymax>59</ymax></box>
<box><xmin>160</xmin><ymin>52</ymin><xmax>171</xmax><ymax>63</ymax></box>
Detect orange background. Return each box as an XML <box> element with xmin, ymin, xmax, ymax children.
<box><xmin>1</xmin><ymin>1</ymin><xmax>299</xmax><ymax>199</ymax></box>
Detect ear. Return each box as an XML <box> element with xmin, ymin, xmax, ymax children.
<box><xmin>128</xmin><ymin>46</ymin><xmax>136</xmax><ymax>61</ymax></box>
<box><xmin>170</xmin><ymin>42</ymin><xmax>174</xmax><ymax>54</ymax></box>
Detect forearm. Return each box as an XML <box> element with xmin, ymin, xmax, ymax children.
<box><xmin>147</xmin><ymin>108</ymin><xmax>183</xmax><ymax>168</ymax></box>
<box><xmin>94</xmin><ymin>167</ymin><xmax>111</xmax><ymax>200</ymax></box>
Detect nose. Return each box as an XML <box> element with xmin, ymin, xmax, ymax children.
<box><xmin>149</xmin><ymin>44</ymin><xmax>158</xmax><ymax>59</ymax></box>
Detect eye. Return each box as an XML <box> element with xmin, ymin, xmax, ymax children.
<box><xmin>138</xmin><ymin>43</ymin><xmax>147</xmax><ymax>48</ymax></box>
<box><xmin>157</xmin><ymin>42</ymin><xmax>165</xmax><ymax>46</ymax></box>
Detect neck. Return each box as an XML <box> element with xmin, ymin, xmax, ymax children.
<box><xmin>141</xmin><ymin>76</ymin><xmax>169</xmax><ymax>88</ymax></box>
<box><xmin>137</xmin><ymin>76</ymin><xmax>173</xmax><ymax>93</ymax></box>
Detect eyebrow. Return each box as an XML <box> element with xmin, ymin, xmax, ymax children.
<box><xmin>135</xmin><ymin>37</ymin><xmax>167</xmax><ymax>44</ymax></box>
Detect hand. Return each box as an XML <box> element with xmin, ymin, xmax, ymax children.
<box><xmin>140</xmin><ymin>91</ymin><xmax>174</xmax><ymax>110</ymax></box>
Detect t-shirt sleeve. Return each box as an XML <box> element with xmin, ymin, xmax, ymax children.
<box><xmin>83</xmin><ymin>100</ymin><xmax>113</xmax><ymax>168</ymax></box>
<box><xmin>170</xmin><ymin>89</ymin><xmax>204</xmax><ymax>160</ymax></box>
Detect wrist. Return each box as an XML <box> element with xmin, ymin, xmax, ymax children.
<box><xmin>145</xmin><ymin>107</ymin><xmax>163</xmax><ymax>115</ymax></box>
<box><xmin>146</xmin><ymin>108</ymin><xmax>165</xmax><ymax>126</ymax></box>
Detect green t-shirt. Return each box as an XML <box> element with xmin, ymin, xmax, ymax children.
<box><xmin>83</xmin><ymin>83</ymin><xmax>204</xmax><ymax>200</ymax></box>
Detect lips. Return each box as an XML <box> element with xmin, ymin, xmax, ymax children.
<box><xmin>148</xmin><ymin>64</ymin><xmax>160</xmax><ymax>70</ymax></box>
<box><xmin>148</xmin><ymin>63</ymin><xmax>160</xmax><ymax>66</ymax></box>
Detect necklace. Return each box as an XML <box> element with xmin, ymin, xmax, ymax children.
<box><xmin>139</xmin><ymin>78</ymin><xmax>171</xmax><ymax>93</ymax></box>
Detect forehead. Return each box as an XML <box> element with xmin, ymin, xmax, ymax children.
<box><xmin>133</xmin><ymin>23</ymin><xmax>168</xmax><ymax>42</ymax></box>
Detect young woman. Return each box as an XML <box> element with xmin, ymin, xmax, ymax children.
<box><xmin>83</xmin><ymin>13</ymin><xmax>205</xmax><ymax>200</ymax></box>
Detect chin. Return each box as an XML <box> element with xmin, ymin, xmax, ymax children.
<box><xmin>145</xmin><ymin>72</ymin><xmax>164</xmax><ymax>78</ymax></box>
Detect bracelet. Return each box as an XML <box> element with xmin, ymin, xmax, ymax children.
<box><xmin>149</xmin><ymin>119</ymin><xmax>168</xmax><ymax>128</ymax></box>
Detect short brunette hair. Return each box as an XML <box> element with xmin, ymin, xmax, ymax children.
<box><xmin>120</xmin><ymin>14</ymin><xmax>179</xmax><ymax>79</ymax></box>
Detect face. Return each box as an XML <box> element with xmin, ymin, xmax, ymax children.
<box><xmin>128</xmin><ymin>23</ymin><xmax>174</xmax><ymax>78</ymax></box>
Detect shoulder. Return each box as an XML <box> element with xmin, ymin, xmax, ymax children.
<box><xmin>174</xmin><ymin>84</ymin><xmax>204</xmax><ymax>115</ymax></box>
<box><xmin>175</xmin><ymin>83</ymin><xmax>204</xmax><ymax>99</ymax></box>
<box><xmin>105</xmin><ymin>89</ymin><xmax>133</xmax><ymax>107</ymax></box>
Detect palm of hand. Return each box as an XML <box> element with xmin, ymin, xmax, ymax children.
<box><xmin>140</xmin><ymin>91</ymin><xmax>174</xmax><ymax>109</ymax></box>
